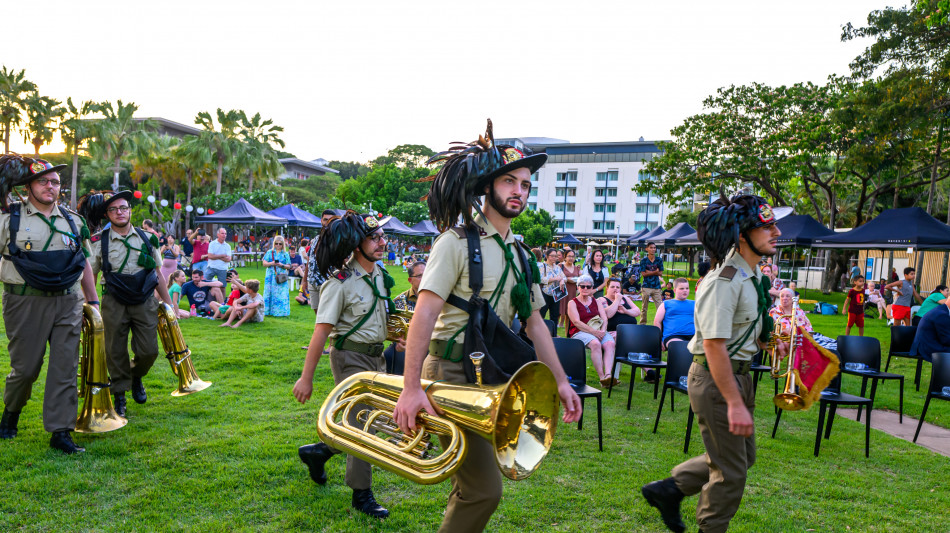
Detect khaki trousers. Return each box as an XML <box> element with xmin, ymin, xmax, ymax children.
<box><xmin>671</xmin><ymin>362</ymin><xmax>756</xmax><ymax>533</ymax></box>
<box><xmin>423</xmin><ymin>355</ymin><xmax>503</xmax><ymax>533</ymax></box>
<box><xmin>2</xmin><ymin>292</ymin><xmax>83</xmax><ymax>432</ymax></box>
<box><xmin>101</xmin><ymin>293</ymin><xmax>160</xmax><ymax>394</ymax></box>
<box><xmin>327</xmin><ymin>346</ymin><xmax>385</xmax><ymax>490</ymax></box>
<box><xmin>640</xmin><ymin>287</ymin><xmax>663</xmax><ymax>320</ymax></box>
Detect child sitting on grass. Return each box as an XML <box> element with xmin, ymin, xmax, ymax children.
<box><xmin>844</xmin><ymin>275</ymin><xmax>866</xmax><ymax>336</ymax></box>
<box><xmin>220</xmin><ymin>279</ymin><xmax>264</xmax><ymax>328</ymax></box>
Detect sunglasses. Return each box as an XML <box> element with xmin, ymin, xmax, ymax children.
<box><xmin>578</xmin><ymin>284</ymin><xmax>593</xmax><ymax>289</ymax></box>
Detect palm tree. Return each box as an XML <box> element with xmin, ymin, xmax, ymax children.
<box><xmin>195</xmin><ymin>109</ymin><xmax>242</xmax><ymax>195</ymax></box>
<box><xmin>238</xmin><ymin>112</ymin><xmax>285</xmax><ymax>192</ymax></box>
<box><xmin>89</xmin><ymin>101</ymin><xmax>155</xmax><ymax>191</ymax></box>
<box><xmin>22</xmin><ymin>93</ymin><xmax>64</xmax><ymax>155</ymax></box>
<box><xmin>60</xmin><ymin>98</ymin><xmax>98</xmax><ymax>206</ymax></box>
<box><xmin>0</xmin><ymin>67</ymin><xmax>37</xmax><ymax>154</ymax></box>
<box><xmin>176</xmin><ymin>134</ymin><xmax>215</xmax><ymax>219</ymax></box>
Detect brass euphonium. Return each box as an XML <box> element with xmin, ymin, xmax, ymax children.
<box><xmin>76</xmin><ymin>304</ymin><xmax>127</xmax><ymax>433</ymax></box>
<box><xmin>385</xmin><ymin>310</ymin><xmax>413</xmax><ymax>342</ymax></box>
<box><xmin>317</xmin><ymin>353</ymin><xmax>560</xmax><ymax>485</ymax></box>
<box><xmin>769</xmin><ymin>303</ymin><xmax>806</xmax><ymax>411</ymax></box>
<box><xmin>157</xmin><ymin>303</ymin><xmax>212</xmax><ymax>396</ymax></box>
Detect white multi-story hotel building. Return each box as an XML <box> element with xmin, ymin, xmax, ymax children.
<box><xmin>497</xmin><ymin>138</ymin><xmax>674</xmax><ymax>239</ymax></box>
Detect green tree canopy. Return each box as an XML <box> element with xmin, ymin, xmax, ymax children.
<box><xmin>511</xmin><ymin>208</ymin><xmax>557</xmax><ymax>248</ymax></box>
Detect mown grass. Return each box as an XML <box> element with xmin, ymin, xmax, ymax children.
<box><xmin>0</xmin><ymin>264</ymin><xmax>948</xmax><ymax>532</ymax></box>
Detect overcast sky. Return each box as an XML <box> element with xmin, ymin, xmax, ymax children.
<box><xmin>6</xmin><ymin>0</ymin><xmax>888</xmax><ymax>162</ymax></box>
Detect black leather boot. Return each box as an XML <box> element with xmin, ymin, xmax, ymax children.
<box><xmin>351</xmin><ymin>488</ymin><xmax>389</xmax><ymax>519</ymax></box>
<box><xmin>0</xmin><ymin>409</ymin><xmax>20</xmax><ymax>439</ymax></box>
<box><xmin>113</xmin><ymin>393</ymin><xmax>127</xmax><ymax>417</ymax></box>
<box><xmin>131</xmin><ymin>376</ymin><xmax>147</xmax><ymax>404</ymax></box>
<box><xmin>298</xmin><ymin>443</ymin><xmax>333</xmax><ymax>485</ymax></box>
<box><xmin>641</xmin><ymin>477</ymin><xmax>686</xmax><ymax>533</ymax></box>
<box><xmin>50</xmin><ymin>431</ymin><xmax>85</xmax><ymax>454</ymax></box>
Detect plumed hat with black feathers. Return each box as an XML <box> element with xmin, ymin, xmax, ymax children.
<box><xmin>77</xmin><ymin>190</ymin><xmax>135</xmax><ymax>233</ymax></box>
<box><xmin>697</xmin><ymin>192</ymin><xmax>792</xmax><ymax>268</ymax></box>
<box><xmin>314</xmin><ymin>210</ymin><xmax>382</xmax><ymax>277</ymax></box>
<box><xmin>0</xmin><ymin>154</ymin><xmax>67</xmax><ymax>212</ymax></box>
<box><xmin>420</xmin><ymin>119</ymin><xmax>547</xmax><ymax>231</ymax></box>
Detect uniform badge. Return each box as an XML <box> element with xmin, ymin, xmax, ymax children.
<box><xmin>738</xmin><ymin>267</ymin><xmax>749</xmax><ymax>278</ymax></box>
<box><xmin>758</xmin><ymin>204</ymin><xmax>775</xmax><ymax>224</ymax></box>
<box><xmin>503</xmin><ymin>147</ymin><xmax>525</xmax><ymax>164</ymax></box>
<box><xmin>91</xmin><ymin>234</ymin><xmax>101</xmax><ymax>243</ymax></box>
<box><xmin>24</xmin><ymin>241</ymin><xmax>32</xmax><ymax>251</ymax></box>
<box><xmin>364</xmin><ymin>215</ymin><xmax>379</xmax><ymax>229</ymax></box>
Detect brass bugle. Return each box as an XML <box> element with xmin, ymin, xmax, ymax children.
<box><xmin>157</xmin><ymin>303</ymin><xmax>212</xmax><ymax>396</ymax></box>
<box><xmin>317</xmin><ymin>359</ymin><xmax>560</xmax><ymax>485</ymax></box>
<box><xmin>76</xmin><ymin>303</ymin><xmax>127</xmax><ymax>433</ymax></box>
<box><xmin>385</xmin><ymin>310</ymin><xmax>413</xmax><ymax>342</ymax></box>
<box><xmin>769</xmin><ymin>304</ymin><xmax>806</xmax><ymax>411</ymax></box>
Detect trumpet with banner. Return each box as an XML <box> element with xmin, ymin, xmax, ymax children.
<box><xmin>768</xmin><ymin>303</ymin><xmax>839</xmax><ymax>410</ymax></box>
<box><xmin>76</xmin><ymin>303</ymin><xmax>127</xmax><ymax>433</ymax></box>
<box><xmin>157</xmin><ymin>302</ymin><xmax>212</xmax><ymax>396</ymax></box>
<box><xmin>316</xmin><ymin>352</ymin><xmax>560</xmax><ymax>485</ymax></box>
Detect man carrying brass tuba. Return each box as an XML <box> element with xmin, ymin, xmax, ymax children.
<box><xmin>81</xmin><ymin>190</ymin><xmax>174</xmax><ymax>419</ymax></box>
<box><xmin>392</xmin><ymin>121</ymin><xmax>582</xmax><ymax>533</ymax></box>
<box><xmin>0</xmin><ymin>155</ymin><xmax>100</xmax><ymax>454</ymax></box>
<box><xmin>292</xmin><ymin>212</ymin><xmax>395</xmax><ymax>519</ymax></box>
<box><xmin>641</xmin><ymin>194</ymin><xmax>790</xmax><ymax>533</ymax></box>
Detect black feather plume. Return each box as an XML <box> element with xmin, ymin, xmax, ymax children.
<box><xmin>77</xmin><ymin>192</ymin><xmax>107</xmax><ymax>233</ymax></box>
<box><xmin>421</xmin><ymin>119</ymin><xmax>504</xmax><ymax>231</ymax></box>
<box><xmin>315</xmin><ymin>211</ymin><xmax>366</xmax><ymax>277</ymax></box>
<box><xmin>0</xmin><ymin>154</ymin><xmax>36</xmax><ymax>212</ymax></box>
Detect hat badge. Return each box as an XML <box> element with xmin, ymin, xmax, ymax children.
<box><xmin>758</xmin><ymin>204</ymin><xmax>775</xmax><ymax>224</ymax></box>
<box><xmin>364</xmin><ymin>216</ymin><xmax>379</xmax><ymax>229</ymax></box>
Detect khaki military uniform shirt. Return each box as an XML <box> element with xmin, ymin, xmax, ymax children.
<box><xmin>687</xmin><ymin>251</ymin><xmax>762</xmax><ymax>362</ymax></box>
<box><xmin>0</xmin><ymin>201</ymin><xmax>89</xmax><ymax>290</ymax></box>
<box><xmin>420</xmin><ymin>213</ymin><xmax>544</xmax><ymax>343</ymax></box>
<box><xmin>89</xmin><ymin>227</ymin><xmax>162</xmax><ymax>279</ymax></box>
<box><xmin>316</xmin><ymin>257</ymin><xmax>388</xmax><ymax>344</ymax></box>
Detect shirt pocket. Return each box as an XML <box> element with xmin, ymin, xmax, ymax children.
<box><xmin>734</xmin><ymin>285</ymin><xmax>758</xmax><ymax>325</ymax></box>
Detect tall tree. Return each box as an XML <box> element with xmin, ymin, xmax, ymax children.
<box><xmin>22</xmin><ymin>93</ymin><xmax>63</xmax><ymax>155</ymax></box>
<box><xmin>60</xmin><ymin>98</ymin><xmax>98</xmax><ymax>206</ymax></box>
<box><xmin>0</xmin><ymin>67</ymin><xmax>36</xmax><ymax>154</ymax></box>
<box><xmin>90</xmin><ymin>101</ymin><xmax>154</xmax><ymax>191</ymax></box>
<box><xmin>238</xmin><ymin>111</ymin><xmax>285</xmax><ymax>192</ymax></box>
<box><xmin>176</xmin><ymin>134</ymin><xmax>215</xmax><ymax>212</ymax></box>
<box><xmin>195</xmin><ymin>109</ymin><xmax>242</xmax><ymax>195</ymax></box>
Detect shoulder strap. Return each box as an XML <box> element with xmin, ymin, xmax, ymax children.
<box><xmin>464</xmin><ymin>224</ymin><xmax>483</xmax><ymax>297</ymax></box>
<box><xmin>5</xmin><ymin>204</ymin><xmax>21</xmax><ymax>255</ymax></box>
<box><xmin>101</xmin><ymin>228</ymin><xmax>112</xmax><ymax>273</ymax></box>
<box><xmin>134</xmin><ymin>228</ymin><xmax>153</xmax><ymax>255</ymax></box>
<box><xmin>57</xmin><ymin>205</ymin><xmax>81</xmax><ymax>237</ymax></box>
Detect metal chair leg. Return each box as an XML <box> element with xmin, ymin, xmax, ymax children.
<box><xmin>815</xmin><ymin>402</ymin><xmax>827</xmax><ymax>457</ymax></box>
<box><xmin>914</xmin><ymin>396</ymin><xmax>932</xmax><ymax>443</ymax></box>
<box><xmin>865</xmin><ymin>402</ymin><xmax>872</xmax><ymax>458</ymax></box>
<box><xmin>653</xmin><ymin>387</ymin><xmax>667</xmax><ymax>434</ymax></box>
<box><xmin>596</xmin><ymin>395</ymin><xmax>603</xmax><ymax>452</ymax></box>
<box><xmin>825</xmin><ymin>404</ymin><xmax>838</xmax><ymax>440</ymax></box>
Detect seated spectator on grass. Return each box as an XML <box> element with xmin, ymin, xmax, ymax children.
<box><xmin>866</xmin><ymin>280</ymin><xmax>886</xmax><ymax>319</ymax></box>
<box><xmin>181</xmin><ymin>269</ymin><xmax>223</xmax><ymax>317</ymax></box>
<box><xmin>913</xmin><ymin>284</ymin><xmax>948</xmax><ymax>327</ymax></box>
<box><xmin>567</xmin><ymin>274</ymin><xmax>617</xmax><ymax>387</ymax></box>
<box><xmin>288</xmin><ymin>247</ymin><xmax>305</xmax><ymax>278</ymax></box>
<box><xmin>769</xmin><ymin>288</ymin><xmax>838</xmax><ymax>352</ymax></box>
<box><xmin>653</xmin><ymin>277</ymin><xmax>695</xmax><ymax>349</ymax></box>
<box><xmin>598</xmin><ymin>278</ymin><xmax>640</xmax><ymax>331</ymax></box>
<box><xmin>211</xmin><ymin>270</ymin><xmax>247</xmax><ymax>319</ymax></box>
<box><xmin>219</xmin><ymin>280</ymin><xmax>264</xmax><ymax>328</ymax></box>
<box><xmin>762</xmin><ymin>263</ymin><xmax>784</xmax><ymax>298</ymax></box>
<box><xmin>166</xmin><ymin>269</ymin><xmax>191</xmax><ymax>319</ymax></box>
<box><xmin>788</xmin><ymin>280</ymin><xmax>800</xmax><ymax>298</ymax></box>
<box><xmin>910</xmin><ymin>296</ymin><xmax>950</xmax><ymax>362</ymax></box>
<box><xmin>661</xmin><ymin>280</ymin><xmax>674</xmax><ymax>301</ymax></box>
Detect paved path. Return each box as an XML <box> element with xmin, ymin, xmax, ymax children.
<box><xmin>838</xmin><ymin>408</ymin><xmax>950</xmax><ymax>457</ymax></box>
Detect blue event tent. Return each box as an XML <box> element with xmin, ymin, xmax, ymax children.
<box><xmin>266</xmin><ymin>204</ymin><xmax>322</xmax><ymax>228</ymax></box>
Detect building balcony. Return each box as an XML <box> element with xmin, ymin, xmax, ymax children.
<box><xmin>593</xmin><ymin>212</ymin><xmax>617</xmax><ymax>222</ymax></box>
<box><xmin>634</xmin><ymin>213</ymin><xmax>660</xmax><ymax>222</ymax></box>
<box><xmin>554</xmin><ymin>211</ymin><xmax>576</xmax><ymax>220</ymax></box>
<box><xmin>635</xmin><ymin>194</ymin><xmax>661</xmax><ymax>203</ymax></box>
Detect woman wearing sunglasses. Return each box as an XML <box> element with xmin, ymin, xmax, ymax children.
<box><xmin>567</xmin><ymin>274</ymin><xmax>618</xmax><ymax>387</ymax></box>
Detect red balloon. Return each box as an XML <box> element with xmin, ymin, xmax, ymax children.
<box><xmin>208</xmin><ymin>209</ymin><xmax>215</xmax><ymax>214</ymax></box>
<box><xmin>133</xmin><ymin>191</ymin><xmax>143</xmax><ymax>199</ymax></box>
<box><xmin>174</xmin><ymin>202</ymin><xmax>182</xmax><ymax>210</ymax></box>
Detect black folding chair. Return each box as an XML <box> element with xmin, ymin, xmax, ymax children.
<box><xmin>749</xmin><ymin>349</ymin><xmax>776</xmax><ymax>398</ymax></box>
<box><xmin>652</xmin><ymin>342</ymin><xmax>695</xmax><ymax>454</ymax></box>
<box><xmin>772</xmin><ymin>364</ymin><xmax>873</xmax><ymax>458</ymax></box>
<box><xmin>610</xmin><ymin>324</ymin><xmax>665</xmax><ymax>409</ymax></box>
<box><xmin>914</xmin><ymin>352</ymin><xmax>950</xmax><ymax>443</ymax></box>
<box><xmin>837</xmin><ymin>335</ymin><xmax>904</xmax><ymax>423</ymax></box>
<box><xmin>884</xmin><ymin>326</ymin><xmax>923</xmax><ymax>391</ymax></box>
<box><xmin>553</xmin><ymin>337</ymin><xmax>603</xmax><ymax>451</ymax></box>
<box><xmin>543</xmin><ymin>319</ymin><xmax>558</xmax><ymax>337</ymax></box>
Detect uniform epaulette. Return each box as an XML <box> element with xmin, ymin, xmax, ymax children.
<box><xmin>333</xmin><ymin>269</ymin><xmax>351</xmax><ymax>282</ymax></box>
<box><xmin>719</xmin><ymin>266</ymin><xmax>738</xmax><ymax>280</ymax></box>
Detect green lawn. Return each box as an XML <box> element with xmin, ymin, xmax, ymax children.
<box><xmin>0</xmin><ymin>265</ymin><xmax>948</xmax><ymax>532</ymax></box>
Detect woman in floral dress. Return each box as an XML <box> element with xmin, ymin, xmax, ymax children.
<box><xmin>262</xmin><ymin>235</ymin><xmax>292</xmax><ymax>316</ymax></box>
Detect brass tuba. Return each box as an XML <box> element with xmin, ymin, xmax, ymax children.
<box><xmin>385</xmin><ymin>310</ymin><xmax>413</xmax><ymax>342</ymax></box>
<box><xmin>317</xmin><ymin>354</ymin><xmax>560</xmax><ymax>485</ymax></box>
<box><xmin>769</xmin><ymin>303</ymin><xmax>806</xmax><ymax>411</ymax></box>
<box><xmin>157</xmin><ymin>303</ymin><xmax>212</xmax><ymax>396</ymax></box>
<box><xmin>76</xmin><ymin>304</ymin><xmax>127</xmax><ymax>433</ymax></box>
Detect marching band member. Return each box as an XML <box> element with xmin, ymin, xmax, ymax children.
<box><xmin>292</xmin><ymin>212</ymin><xmax>394</xmax><ymax>519</ymax></box>
<box><xmin>642</xmin><ymin>194</ymin><xmax>789</xmax><ymax>533</ymax></box>
<box><xmin>0</xmin><ymin>155</ymin><xmax>98</xmax><ymax>454</ymax></box>
<box><xmin>82</xmin><ymin>190</ymin><xmax>174</xmax><ymax>419</ymax></box>
<box><xmin>392</xmin><ymin>121</ymin><xmax>581</xmax><ymax>533</ymax></box>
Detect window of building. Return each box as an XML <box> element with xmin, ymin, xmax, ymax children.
<box><xmin>529</xmin><ymin>188</ymin><xmax>538</xmax><ymax>197</ymax></box>
<box><xmin>596</xmin><ymin>171</ymin><xmax>619</xmax><ymax>182</ymax></box>
<box><xmin>595</xmin><ymin>187</ymin><xmax>618</xmax><ymax>197</ymax></box>
<box><xmin>636</xmin><ymin>204</ymin><xmax>660</xmax><ymax>213</ymax></box>
<box><xmin>554</xmin><ymin>187</ymin><xmax>577</xmax><ymax>196</ymax></box>
<box><xmin>531</xmin><ymin>172</ymin><xmax>539</xmax><ymax>182</ymax></box>
<box><xmin>635</xmin><ymin>222</ymin><xmax>658</xmax><ymax>231</ymax></box>
<box><xmin>557</xmin><ymin>220</ymin><xmax>575</xmax><ymax>230</ymax></box>
<box><xmin>556</xmin><ymin>171</ymin><xmax>577</xmax><ymax>182</ymax></box>
<box><xmin>594</xmin><ymin>204</ymin><xmax>617</xmax><ymax>213</ymax></box>
<box><xmin>554</xmin><ymin>203</ymin><xmax>576</xmax><ymax>213</ymax></box>
<box><xmin>593</xmin><ymin>221</ymin><xmax>616</xmax><ymax>231</ymax></box>
<box><xmin>528</xmin><ymin>203</ymin><xmax>537</xmax><ymax>211</ymax></box>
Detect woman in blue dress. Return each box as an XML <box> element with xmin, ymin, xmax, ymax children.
<box><xmin>262</xmin><ymin>235</ymin><xmax>291</xmax><ymax>316</ymax></box>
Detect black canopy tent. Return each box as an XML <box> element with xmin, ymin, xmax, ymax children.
<box><xmin>624</xmin><ymin>229</ymin><xmax>649</xmax><ymax>245</ymax></box>
<box><xmin>195</xmin><ymin>198</ymin><xmax>288</xmax><ymax>226</ymax></box>
<box><xmin>633</xmin><ymin>226</ymin><xmax>666</xmax><ymax>247</ymax></box>
<box><xmin>379</xmin><ymin>216</ymin><xmax>423</xmax><ymax>236</ymax></box>
<box><xmin>647</xmin><ymin>222</ymin><xmax>696</xmax><ymax>247</ymax></box>
<box><xmin>556</xmin><ymin>234</ymin><xmax>584</xmax><ymax>245</ymax></box>
<box><xmin>410</xmin><ymin>220</ymin><xmax>440</xmax><ymax>237</ymax></box>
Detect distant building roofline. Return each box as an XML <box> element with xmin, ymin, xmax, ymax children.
<box><xmin>279</xmin><ymin>158</ymin><xmax>340</xmax><ymax>174</ymax></box>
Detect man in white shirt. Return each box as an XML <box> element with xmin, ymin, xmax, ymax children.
<box><xmin>205</xmin><ymin>228</ymin><xmax>232</xmax><ymax>299</ymax></box>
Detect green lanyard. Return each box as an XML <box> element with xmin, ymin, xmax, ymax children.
<box><xmin>332</xmin><ymin>273</ymin><xmax>393</xmax><ymax>350</ymax></box>
<box><xmin>35</xmin><ymin>213</ymin><xmax>78</xmax><ymax>252</ymax></box>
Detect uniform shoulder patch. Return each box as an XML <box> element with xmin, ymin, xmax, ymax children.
<box><xmin>449</xmin><ymin>226</ymin><xmax>466</xmax><ymax>239</ymax></box>
<box><xmin>91</xmin><ymin>234</ymin><xmax>101</xmax><ymax>243</ymax></box>
<box><xmin>719</xmin><ymin>266</ymin><xmax>738</xmax><ymax>280</ymax></box>
<box><xmin>334</xmin><ymin>269</ymin><xmax>351</xmax><ymax>282</ymax></box>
